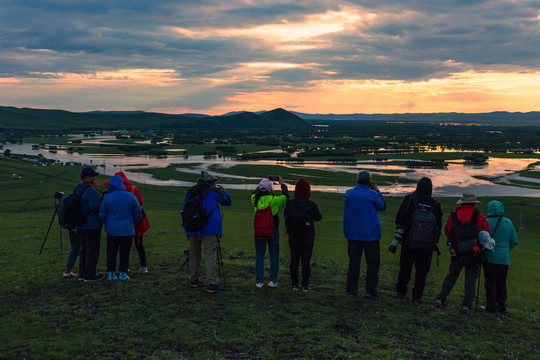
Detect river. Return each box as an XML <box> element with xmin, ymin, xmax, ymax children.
<box><xmin>4</xmin><ymin>141</ymin><xmax>540</xmax><ymax>197</ymax></box>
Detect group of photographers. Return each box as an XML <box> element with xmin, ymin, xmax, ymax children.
<box><xmin>63</xmin><ymin>167</ymin><xmax>149</xmax><ymax>282</ymax></box>
<box><xmin>66</xmin><ymin>166</ymin><xmax>517</xmax><ymax>314</ymax></box>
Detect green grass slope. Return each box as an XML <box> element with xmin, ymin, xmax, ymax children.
<box><xmin>0</xmin><ymin>156</ymin><xmax>539</xmax><ymax>359</ymax></box>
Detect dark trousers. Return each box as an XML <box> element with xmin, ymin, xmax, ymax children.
<box><xmin>289</xmin><ymin>240</ymin><xmax>314</xmax><ymax>287</ymax></box>
<box><xmin>483</xmin><ymin>261</ymin><xmax>509</xmax><ymax>313</ymax></box>
<box><xmin>438</xmin><ymin>259</ymin><xmax>480</xmax><ymax>308</ymax></box>
<box><xmin>107</xmin><ymin>235</ymin><xmax>133</xmax><ymax>273</ymax></box>
<box><xmin>134</xmin><ymin>235</ymin><xmax>147</xmax><ymax>267</ymax></box>
<box><xmin>78</xmin><ymin>228</ymin><xmax>102</xmax><ymax>279</ymax></box>
<box><xmin>346</xmin><ymin>240</ymin><xmax>380</xmax><ymax>296</ymax></box>
<box><xmin>396</xmin><ymin>246</ymin><xmax>433</xmax><ymax>300</ymax></box>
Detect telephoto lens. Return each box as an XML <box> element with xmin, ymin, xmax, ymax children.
<box><xmin>388</xmin><ymin>227</ymin><xmax>405</xmax><ymax>253</ymax></box>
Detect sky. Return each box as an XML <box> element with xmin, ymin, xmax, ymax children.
<box><xmin>1</xmin><ymin>0</ymin><xmax>540</xmax><ymax>115</ymax></box>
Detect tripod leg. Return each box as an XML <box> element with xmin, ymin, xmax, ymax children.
<box><xmin>39</xmin><ymin>204</ymin><xmax>58</xmax><ymax>255</ymax></box>
<box><xmin>217</xmin><ymin>237</ymin><xmax>227</xmax><ymax>289</ymax></box>
<box><xmin>179</xmin><ymin>255</ymin><xmax>190</xmax><ymax>275</ymax></box>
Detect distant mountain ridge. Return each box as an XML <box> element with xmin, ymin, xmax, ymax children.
<box><xmin>291</xmin><ymin>111</ymin><xmax>540</xmax><ymax>125</ymax></box>
<box><xmin>0</xmin><ymin>106</ymin><xmax>309</xmax><ymax>130</ymax></box>
<box><xmin>2</xmin><ymin>105</ymin><xmax>539</xmax><ymax>130</ymax></box>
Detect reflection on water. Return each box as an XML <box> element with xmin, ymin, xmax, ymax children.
<box><xmin>4</xmin><ymin>142</ymin><xmax>540</xmax><ymax>197</ymax></box>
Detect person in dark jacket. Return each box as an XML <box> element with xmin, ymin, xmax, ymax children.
<box><xmin>182</xmin><ymin>172</ymin><xmax>232</xmax><ymax>293</ymax></box>
<box><xmin>76</xmin><ymin>167</ymin><xmax>103</xmax><ymax>282</ymax></box>
<box><xmin>284</xmin><ymin>178</ymin><xmax>322</xmax><ymax>291</ymax></box>
<box><xmin>392</xmin><ymin>177</ymin><xmax>442</xmax><ymax>302</ymax></box>
<box><xmin>435</xmin><ymin>192</ymin><xmax>490</xmax><ymax>314</ymax></box>
<box><xmin>484</xmin><ymin>200</ymin><xmax>518</xmax><ymax>313</ymax></box>
<box><xmin>99</xmin><ymin>175</ymin><xmax>142</xmax><ymax>281</ymax></box>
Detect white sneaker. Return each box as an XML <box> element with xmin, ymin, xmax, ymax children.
<box><xmin>63</xmin><ymin>271</ymin><xmax>77</xmax><ymax>278</ymax></box>
<box><xmin>268</xmin><ymin>281</ymin><xmax>278</xmax><ymax>288</ymax></box>
<box><xmin>256</xmin><ymin>283</ymin><xmax>264</xmax><ymax>288</ymax></box>
<box><xmin>139</xmin><ymin>266</ymin><xmax>148</xmax><ymax>274</ymax></box>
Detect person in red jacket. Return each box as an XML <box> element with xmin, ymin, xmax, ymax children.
<box><xmin>435</xmin><ymin>192</ymin><xmax>489</xmax><ymax>314</ymax></box>
<box><xmin>104</xmin><ymin>172</ymin><xmax>151</xmax><ymax>273</ymax></box>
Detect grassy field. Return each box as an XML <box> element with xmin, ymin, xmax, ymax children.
<box><xmin>1</xmin><ymin>156</ymin><xmax>539</xmax><ymax>359</ymax></box>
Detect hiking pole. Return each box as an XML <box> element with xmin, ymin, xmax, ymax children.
<box><xmin>475</xmin><ymin>265</ymin><xmax>482</xmax><ymax>311</ymax></box>
<box><xmin>217</xmin><ymin>236</ymin><xmax>227</xmax><ymax>290</ymax></box>
<box><xmin>39</xmin><ymin>202</ymin><xmax>58</xmax><ymax>255</ymax></box>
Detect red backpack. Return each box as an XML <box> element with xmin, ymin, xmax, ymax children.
<box><xmin>254</xmin><ymin>201</ymin><xmax>274</xmax><ymax>239</ymax></box>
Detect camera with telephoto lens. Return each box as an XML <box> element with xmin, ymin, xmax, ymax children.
<box><xmin>54</xmin><ymin>191</ymin><xmax>65</xmax><ymax>200</ymax></box>
<box><xmin>388</xmin><ymin>227</ymin><xmax>405</xmax><ymax>253</ymax></box>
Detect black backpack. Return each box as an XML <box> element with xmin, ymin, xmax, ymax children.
<box><xmin>407</xmin><ymin>194</ymin><xmax>438</xmax><ymax>251</ymax></box>
<box><xmin>449</xmin><ymin>209</ymin><xmax>480</xmax><ymax>256</ymax></box>
<box><xmin>58</xmin><ymin>185</ymin><xmax>91</xmax><ymax>230</ymax></box>
<box><xmin>285</xmin><ymin>201</ymin><xmax>312</xmax><ymax>238</ymax></box>
<box><xmin>181</xmin><ymin>186</ymin><xmax>213</xmax><ymax>232</ymax></box>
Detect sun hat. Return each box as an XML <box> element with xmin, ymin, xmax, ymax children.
<box><xmin>456</xmin><ymin>192</ymin><xmax>480</xmax><ymax>205</ymax></box>
<box><xmin>258</xmin><ymin>179</ymin><xmax>273</xmax><ymax>191</ymax></box>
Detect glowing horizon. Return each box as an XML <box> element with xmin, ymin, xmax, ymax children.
<box><xmin>1</xmin><ymin>2</ymin><xmax>539</xmax><ymax>116</ymax></box>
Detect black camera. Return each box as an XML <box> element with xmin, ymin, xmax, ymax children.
<box><xmin>388</xmin><ymin>227</ymin><xmax>405</xmax><ymax>253</ymax></box>
<box><xmin>268</xmin><ymin>176</ymin><xmax>280</xmax><ymax>181</ymax></box>
<box><xmin>183</xmin><ymin>249</ymin><xmax>189</xmax><ymax>255</ymax></box>
<box><xmin>54</xmin><ymin>191</ymin><xmax>65</xmax><ymax>200</ymax></box>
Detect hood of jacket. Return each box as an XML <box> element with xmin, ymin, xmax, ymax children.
<box><xmin>487</xmin><ymin>200</ymin><xmax>505</xmax><ymax>217</ymax></box>
<box><xmin>108</xmin><ymin>175</ymin><xmax>127</xmax><ymax>192</ymax></box>
<box><xmin>254</xmin><ymin>194</ymin><xmax>274</xmax><ymax>209</ymax></box>
<box><xmin>114</xmin><ymin>171</ymin><xmax>132</xmax><ymax>191</ymax></box>
<box><xmin>415</xmin><ymin>177</ymin><xmax>432</xmax><ymax>196</ymax></box>
<box><xmin>294</xmin><ymin>177</ymin><xmax>311</xmax><ymax>200</ymax></box>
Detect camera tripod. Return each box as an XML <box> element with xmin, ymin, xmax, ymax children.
<box><xmin>181</xmin><ymin>237</ymin><xmax>228</xmax><ymax>290</ymax></box>
<box><xmin>39</xmin><ymin>200</ymin><xmax>63</xmax><ymax>255</ymax></box>
<box><xmin>217</xmin><ymin>236</ymin><xmax>227</xmax><ymax>290</ymax></box>
<box><xmin>179</xmin><ymin>249</ymin><xmax>190</xmax><ymax>274</ymax></box>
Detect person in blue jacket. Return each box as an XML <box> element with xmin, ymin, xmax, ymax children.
<box><xmin>99</xmin><ymin>175</ymin><xmax>142</xmax><ymax>281</ymax></box>
<box><xmin>343</xmin><ymin>170</ymin><xmax>386</xmax><ymax>298</ymax></box>
<box><xmin>76</xmin><ymin>167</ymin><xmax>104</xmax><ymax>282</ymax></box>
<box><xmin>484</xmin><ymin>200</ymin><xmax>518</xmax><ymax>314</ymax></box>
<box><xmin>182</xmin><ymin>172</ymin><xmax>232</xmax><ymax>293</ymax></box>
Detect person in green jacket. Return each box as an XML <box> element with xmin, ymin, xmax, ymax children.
<box><xmin>484</xmin><ymin>200</ymin><xmax>518</xmax><ymax>314</ymax></box>
<box><xmin>251</xmin><ymin>176</ymin><xmax>289</xmax><ymax>288</ymax></box>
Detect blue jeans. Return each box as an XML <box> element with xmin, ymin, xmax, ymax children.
<box><xmin>64</xmin><ymin>230</ymin><xmax>80</xmax><ymax>271</ymax></box>
<box><xmin>255</xmin><ymin>227</ymin><xmax>280</xmax><ymax>283</ymax></box>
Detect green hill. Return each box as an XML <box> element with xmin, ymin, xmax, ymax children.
<box><xmin>0</xmin><ymin>106</ymin><xmax>310</xmax><ymax>131</ymax></box>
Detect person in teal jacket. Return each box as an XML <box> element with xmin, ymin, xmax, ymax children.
<box><xmin>251</xmin><ymin>176</ymin><xmax>289</xmax><ymax>288</ymax></box>
<box><xmin>484</xmin><ymin>200</ymin><xmax>518</xmax><ymax>314</ymax></box>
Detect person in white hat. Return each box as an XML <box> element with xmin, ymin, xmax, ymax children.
<box><xmin>251</xmin><ymin>176</ymin><xmax>289</xmax><ymax>288</ymax></box>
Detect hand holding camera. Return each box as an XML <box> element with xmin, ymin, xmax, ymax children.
<box><xmin>268</xmin><ymin>175</ymin><xmax>285</xmax><ymax>185</ymax></box>
<box><xmin>369</xmin><ymin>181</ymin><xmax>379</xmax><ymax>191</ymax></box>
<box><xmin>216</xmin><ymin>184</ymin><xmax>226</xmax><ymax>192</ymax></box>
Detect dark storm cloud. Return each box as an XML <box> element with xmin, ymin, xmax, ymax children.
<box><xmin>1</xmin><ymin>0</ymin><xmax>539</xmax><ymax>86</ymax></box>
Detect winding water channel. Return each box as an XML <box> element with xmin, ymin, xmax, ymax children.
<box><xmin>5</xmin><ymin>141</ymin><xmax>540</xmax><ymax>197</ymax></box>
